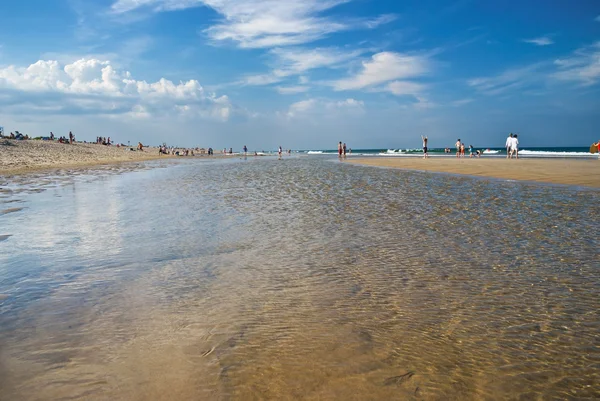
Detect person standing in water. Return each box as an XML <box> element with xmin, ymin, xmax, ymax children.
<box><xmin>343</xmin><ymin>143</ymin><xmax>347</xmax><ymax>158</ymax></box>
<box><xmin>243</xmin><ymin>145</ymin><xmax>247</xmax><ymax>155</ymax></box>
<box><xmin>278</xmin><ymin>146</ymin><xmax>282</xmax><ymax>160</ymax></box>
<box><xmin>455</xmin><ymin>139</ymin><xmax>462</xmax><ymax>158</ymax></box>
<box><xmin>338</xmin><ymin>141</ymin><xmax>343</xmax><ymax>158</ymax></box>
<box><xmin>421</xmin><ymin>135</ymin><xmax>429</xmax><ymax>159</ymax></box>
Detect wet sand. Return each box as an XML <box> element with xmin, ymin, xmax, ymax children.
<box><xmin>0</xmin><ymin>139</ymin><xmax>174</xmax><ymax>175</ymax></box>
<box><xmin>1</xmin><ymin>157</ymin><xmax>599</xmax><ymax>400</ymax></box>
<box><xmin>351</xmin><ymin>157</ymin><xmax>600</xmax><ymax>188</ymax></box>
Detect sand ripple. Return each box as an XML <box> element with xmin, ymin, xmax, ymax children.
<box><xmin>0</xmin><ymin>157</ymin><xmax>598</xmax><ymax>400</ymax></box>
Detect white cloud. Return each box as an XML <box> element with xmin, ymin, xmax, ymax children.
<box><xmin>467</xmin><ymin>63</ymin><xmax>546</xmax><ymax>95</ymax></box>
<box><xmin>332</xmin><ymin>52</ymin><xmax>428</xmax><ymax>91</ymax></box>
<box><xmin>335</xmin><ymin>98</ymin><xmax>364</xmax><ymax>108</ymax></box>
<box><xmin>286</xmin><ymin>97</ymin><xmax>363</xmax><ymax>117</ymax></box>
<box><xmin>384</xmin><ymin>80</ymin><xmax>425</xmax><ymax>96</ymax></box>
<box><xmin>0</xmin><ymin>58</ymin><xmax>231</xmax><ymax>120</ymax></box>
<box><xmin>288</xmin><ymin>99</ymin><xmax>317</xmax><ymax>115</ymax></box>
<box><xmin>271</xmin><ymin>47</ymin><xmax>365</xmax><ymax>75</ymax></box>
<box><xmin>276</xmin><ymin>86</ymin><xmax>309</xmax><ymax>94</ymax></box>
<box><xmin>364</xmin><ymin>14</ymin><xmax>397</xmax><ymax>29</ymax></box>
<box><xmin>552</xmin><ymin>42</ymin><xmax>600</xmax><ymax>86</ymax></box>
<box><xmin>523</xmin><ymin>36</ymin><xmax>554</xmax><ymax>46</ymax></box>
<box><xmin>242</xmin><ymin>47</ymin><xmax>365</xmax><ymax>86</ymax></box>
<box><xmin>110</xmin><ymin>0</ymin><xmax>157</xmax><ymax>14</ymax></box>
<box><xmin>243</xmin><ymin>73</ymin><xmax>285</xmax><ymax>86</ymax></box>
<box><xmin>110</xmin><ymin>0</ymin><xmax>394</xmax><ymax>49</ymax></box>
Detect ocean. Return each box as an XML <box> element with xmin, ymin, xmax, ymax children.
<box><xmin>303</xmin><ymin>146</ymin><xmax>596</xmax><ymax>157</ymax></box>
<box><xmin>0</xmin><ymin>157</ymin><xmax>598</xmax><ymax>400</ymax></box>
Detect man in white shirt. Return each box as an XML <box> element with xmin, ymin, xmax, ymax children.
<box><xmin>510</xmin><ymin>134</ymin><xmax>519</xmax><ymax>159</ymax></box>
<box><xmin>505</xmin><ymin>133</ymin><xmax>513</xmax><ymax>158</ymax></box>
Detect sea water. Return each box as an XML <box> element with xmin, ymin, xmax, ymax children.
<box><xmin>0</xmin><ymin>157</ymin><xmax>598</xmax><ymax>400</ymax></box>
<box><xmin>304</xmin><ymin>146</ymin><xmax>597</xmax><ymax>157</ymax></box>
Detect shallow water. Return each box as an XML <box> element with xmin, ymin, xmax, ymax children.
<box><xmin>1</xmin><ymin>157</ymin><xmax>599</xmax><ymax>400</ymax></box>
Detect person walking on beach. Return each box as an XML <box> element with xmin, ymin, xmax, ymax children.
<box><xmin>421</xmin><ymin>135</ymin><xmax>429</xmax><ymax>159</ymax></box>
<box><xmin>243</xmin><ymin>145</ymin><xmax>247</xmax><ymax>155</ymax></box>
<box><xmin>69</xmin><ymin>131</ymin><xmax>73</xmax><ymax>144</ymax></box>
<box><xmin>469</xmin><ymin>145</ymin><xmax>474</xmax><ymax>158</ymax></box>
<box><xmin>509</xmin><ymin>134</ymin><xmax>519</xmax><ymax>159</ymax></box>
<box><xmin>505</xmin><ymin>133</ymin><xmax>513</xmax><ymax>158</ymax></box>
<box><xmin>338</xmin><ymin>141</ymin><xmax>343</xmax><ymax>158</ymax></box>
<box><xmin>455</xmin><ymin>139</ymin><xmax>462</xmax><ymax>158</ymax></box>
<box><xmin>278</xmin><ymin>146</ymin><xmax>283</xmax><ymax>160</ymax></box>
<box><xmin>343</xmin><ymin>143</ymin><xmax>347</xmax><ymax>158</ymax></box>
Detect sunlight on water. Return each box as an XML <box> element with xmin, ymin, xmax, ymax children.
<box><xmin>1</xmin><ymin>157</ymin><xmax>599</xmax><ymax>400</ymax></box>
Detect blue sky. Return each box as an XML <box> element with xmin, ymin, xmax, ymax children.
<box><xmin>1</xmin><ymin>0</ymin><xmax>599</xmax><ymax>149</ymax></box>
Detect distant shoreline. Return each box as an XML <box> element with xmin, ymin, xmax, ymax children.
<box><xmin>349</xmin><ymin>157</ymin><xmax>600</xmax><ymax>188</ymax></box>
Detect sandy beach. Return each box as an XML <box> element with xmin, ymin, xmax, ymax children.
<box><xmin>2</xmin><ymin>157</ymin><xmax>598</xmax><ymax>400</ymax></box>
<box><xmin>0</xmin><ymin>140</ymin><xmax>176</xmax><ymax>175</ymax></box>
<box><xmin>351</xmin><ymin>157</ymin><xmax>600</xmax><ymax>188</ymax></box>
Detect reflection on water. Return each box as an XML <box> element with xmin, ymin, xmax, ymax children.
<box><xmin>1</xmin><ymin>157</ymin><xmax>599</xmax><ymax>400</ymax></box>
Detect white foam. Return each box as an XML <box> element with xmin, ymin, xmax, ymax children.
<box><xmin>307</xmin><ymin>151</ymin><xmax>324</xmax><ymax>154</ymax></box>
<box><xmin>483</xmin><ymin>150</ymin><xmax>499</xmax><ymax>154</ymax></box>
<box><xmin>518</xmin><ymin>150</ymin><xmax>592</xmax><ymax>157</ymax></box>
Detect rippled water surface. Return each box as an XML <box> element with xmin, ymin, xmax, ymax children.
<box><xmin>1</xmin><ymin>157</ymin><xmax>599</xmax><ymax>400</ymax></box>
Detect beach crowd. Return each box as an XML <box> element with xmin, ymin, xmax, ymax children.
<box><xmin>420</xmin><ymin>133</ymin><xmax>521</xmax><ymax>159</ymax></box>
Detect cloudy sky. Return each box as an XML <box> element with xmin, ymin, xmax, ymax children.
<box><xmin>1</xmin><ymin>0</ymin><xmax>599</xmax><ymax>149</ymax></box>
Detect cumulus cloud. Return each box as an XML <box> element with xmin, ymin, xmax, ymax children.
<box><xmin>110</xmin><ymin>0</ymin><xmax>394</xmax><ymax>49</ymax></box>
<box><xmin>0</xmin><ymin>58</ymin><xmax>232</xmax><ymax>120</ymax></box>
<box><xmin>331</xmin><ymin>52</ymin><xmax>428</xmax><ymax>91</ymax></box>
<box><xmin>286</xmin><ymin>97</ymin><xmax>363</xmax><ymax>117</ymax></box>
<box><xmin>523</xmin><ymin>36</ymin><xmax>554</xmax><ymax>46</ymax></box>
<box><xmin>552</xmin><ymin>41</ymin><xmax>600</xmax><ymax>86</ymax></box>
